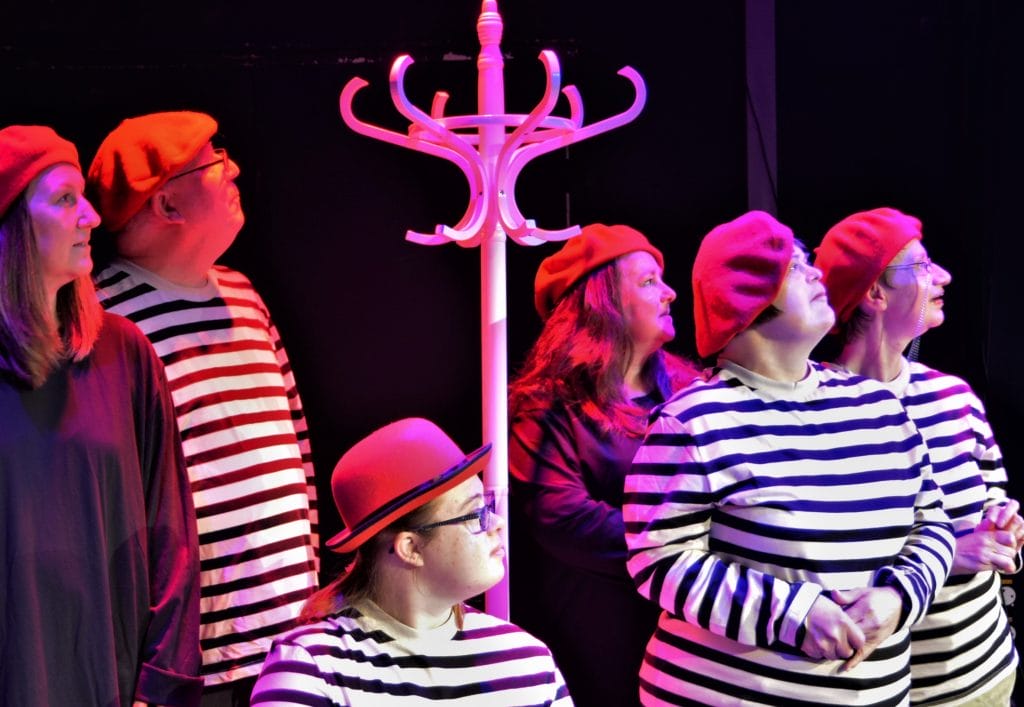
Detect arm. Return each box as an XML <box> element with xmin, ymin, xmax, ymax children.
<box><xmin>250</xmin><ymin>641</ymin><xmax>338</xmax><ymax>706</ymax></box>
<box><xmin>970</xmin><ymin>393</ymin><xmax>1024</xmax><ymax>559</ymax></box>
<box><xmin>868</xmin><ymin>447</ymin><xmax>955</xmax><ymax>631</ymax></box>
<box><xmin>509</xmin><ymin>409</ymin><xmax>632</xmax><ymax>579</ymax></box>
<box><xmin>134</xmin><ymin>335</ymin><xmax>204</xmax><ymax>706</ymax></box>
<box><xmin>623</xmin><ymin>412</ymin><xmax>825</xmax><ymax>651</ymax></box>
<box><xmin>941</xmin><ymin>388</ymin><xmax>1022</xmax><ymax>573</ymax></box>
<box><xmin>265</xmin><ymin>307</ymin><xmax>320</xmax><ymax>573</ymax></box>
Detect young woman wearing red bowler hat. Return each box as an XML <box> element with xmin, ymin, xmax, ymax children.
<box><xmin>625</xmin><ymin>211</ymin><xmax>955</xmax><ymax>705</ymax></box>
<box><xmin>250</xmin><ymin>417</ymin><xmax>572</xmax><ymax>706</ymax></box>
<box><xmin>0</xmin><ymin>125</ymin><xmax>201</xmax><ymax>706</ymax></box>
<box><xmin>507</xmin><ymin>223</ymin><xmax>698</xmax><ymax>707</ymax></box>
<box><xmin>817</xmin><ymin>207</ymin><xmax>1021</xmax><ymax>705</ymax></box>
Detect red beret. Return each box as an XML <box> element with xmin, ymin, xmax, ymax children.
<box><xmin>87</xmin><ymin>111</ymin><xmax>218</xmax><ymax>232</ymax></box>
<box><xmin>534</xmin><ymin>223</ymin><xmax>664</xmax><ymax>319</ymax></box>
<box><xmin>692</xmin><ymin>211</ymin><xmax>793</xmax><ymax>358</ymax></box>
<box><xmin>0</xmin><ymin>125</ymin><xmax>81</xmax><ymax>219</ymax></box>
<box><xmin>815</xmin><ymin>207</ymin><xmax>922</xmax><ymax>326</ymax></box>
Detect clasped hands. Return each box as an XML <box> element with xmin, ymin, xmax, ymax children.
<box><xmin>801</xmin><ymin>500</ymin><xmax>1024</xmax><ymax>671</ymax></box>
<box><xmin>800</xmin><ymin>586</ymin><xmax>902</xmax><ymax>672</ymax></box>
<box><xmin>954</xmin><ymin>499</ymin><xmax>1024</xmax><ymax>575</ymax></box>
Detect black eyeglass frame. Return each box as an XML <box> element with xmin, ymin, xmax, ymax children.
<box><xmin>884</xmin><ymin>258</ymin><xmax>933</xmax><ymax>274</ymax></box>
<box><xmin>167</xmin><ymin>148</ymin><xmax>228</xmax><ymax>181</ymax></box>
<box><xmin>411</xmin><ymin>492</ymin><xmax>497</xmax><ymax>534</ymax></box>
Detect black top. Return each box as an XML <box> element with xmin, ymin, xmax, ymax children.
<box><xmin>509</xmin><ymin>393</ymin><xmax>661</xmax><ymax>707</ymax></box>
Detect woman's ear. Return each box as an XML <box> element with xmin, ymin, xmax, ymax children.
<box><xmin>863</xmin><ymin>280</ymin><xmax>888</xmax><ymax>313</ymax></box>
<box><xmin>390</xmin><ymin>531</ymin><xmax>426</xmax><ymax>567</ymax></box>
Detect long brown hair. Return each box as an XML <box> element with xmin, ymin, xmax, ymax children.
<box><xmin>510</xmin><ymin>258</ymin><xmax>697</xmax><ymax>437</ymax></box>
<box><xmin>0</xmin><ymin>196</ymin><xmax>102</xmax><ymax>388</ymax></box>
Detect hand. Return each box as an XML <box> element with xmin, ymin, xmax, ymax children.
<box><xmin>800</xmin><ymin>594</ymin><xmax>865</xmax><ymax>662</ymax></box>
<box><xmin>953</xmin><ymin>525</ymin><xmax>1019</xmax><ymax>574</ymax></box>
<box><xmin>831</xmin><ymin>587</ymin><xmax>902</xmax><ymax>672</ymax></box>
<box><xmin>978</xmin><ymin>499</ymin><xmax>1024</xmax><ymax>552</ymax></box>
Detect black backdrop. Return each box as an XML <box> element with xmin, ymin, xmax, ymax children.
<box><xmin>4</xmin><ymin>0</ymin><xmax>1022</xmax><ymax>675</ymax></box>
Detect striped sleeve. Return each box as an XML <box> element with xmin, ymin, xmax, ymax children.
<box><xmin>625</xmin><ymin>410</ymin><xmax>821</xmax><ymax>650</ymax></box>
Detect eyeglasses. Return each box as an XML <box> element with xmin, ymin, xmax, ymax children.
<box><xmin>411</xmin><ymin>492</ymin><xmax>497</xmax><ymax>534</ymax></box>
<box><xmin>884</xmin><ymin>256</ymin><xmax>933</xmax><ymax>272</ymax></box>
<box><xmin>167</xmin><ymin>148</ymin><xmax>229</xmax><ymax>181</ymax></box>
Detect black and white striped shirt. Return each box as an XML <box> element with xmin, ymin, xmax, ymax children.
<box><xmin>625</xmin><ymin>361</ymin><xmax>954</xmax><ymax>706</ymax></box>
<box><xmin>95</xmin><ymin>259</ymin><xmax>319</xmax><ymax>685</ymax></box>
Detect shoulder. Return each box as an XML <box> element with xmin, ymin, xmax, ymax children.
<box><xmin>657</xmin><ymin>367</ymin><xmax>733</xmax><ymax>417</ymax></box>
<box><xmin>460</xmin><ymin>608</ymin><xmax>557</xmax><ymax>653</ymax></box>
<box><xmin>907</xmin><ymin>361</ymin><xmax>972</xmax><ymax>391</ymax></box>
<box><xmin>212</xmin><ymin>264</ymin><xmax>256</xmax><ymax>290</ymax></box>
<box><xmin>97</xmin><ymin>311</ymin><xmax>152</xmax><ymax>349</ymax></box>
<box><xmin>813</xmin><ymin>361</ymin><xmax>901</xmax><ymax>399</ymax></box>
<box><xmin>273</xmin><ymin>611</ymin><xmax>363</xmax><ymax>649</ymax></box>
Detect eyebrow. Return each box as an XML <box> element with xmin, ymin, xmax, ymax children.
<box><xmin>458</xmin><ymin>493</ymin><xmax>483</xmax><ymax>511</ymax></box>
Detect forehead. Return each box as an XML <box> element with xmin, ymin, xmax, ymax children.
<box><xmin>434</xmin><ymin>475</ymin><xmax>483</xmax><ymax>511</ymax></box>
<box><xmin>889</xmin><ymin>238</ymin><xmax>926</xmax><ymax>265</ymax></box>
<box><xmin>27</xmin><ymin>163</ymin><xmax>84</xmax><ymax>196</ymax></box>
<box><xmin>617</xmin><ymin>250</ymin><xmax>661</xmax><ymax>273</ymax></box>
<box><xmin>180</xmin><ymin>140</ymin><xmax>216</xmax><ymax>169</ymax></box>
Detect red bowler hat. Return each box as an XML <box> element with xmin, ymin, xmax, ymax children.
<box><xmin>327</xmin><ymin>418</ymin><xmax>492</xmax><ymax>554</ymax></box>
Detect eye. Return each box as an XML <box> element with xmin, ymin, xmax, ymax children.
<box><xmin>56</xmin><ymin>193</ymin><xmax>77</xmax><ymax>206</ymax></box>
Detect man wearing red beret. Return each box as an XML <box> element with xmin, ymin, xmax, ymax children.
<box><xmin>88</xmin><ymin>111</ymin><xmax>319</xmax><ymax>706</ymax></box>
<box><xmin>624</xmin><ymin>211</ymin><xmax>955</xmax><ymax>705</ymax></box>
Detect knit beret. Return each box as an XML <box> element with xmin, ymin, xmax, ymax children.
<box><xmin>814</xmin><ymin>207</ymin><xmax>922</xmax><ymax>325</ymax></box>
<box><xmin>0</xmin><ymin>125</ymin><xmax>81</xmax><ymax>220</ymax></box>
<box><xmin>691</xmin><ymin>210</ymin><xmax>794</xmax><ymax>358</ymax></box>
<box><xmin>534</xmin><ymin>223</ymin><xmax>664</xmax><ymax>319</ymax></box>
<box><xmin>87</xmin><ymin>111</ymin><xmax>217</xmax><ymax>232</ymax></box>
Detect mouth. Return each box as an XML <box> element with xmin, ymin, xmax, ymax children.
<box><xmin>491</xmin><ymin>545</ymin><xmax>505</xmax><ymax>558</ymax></box>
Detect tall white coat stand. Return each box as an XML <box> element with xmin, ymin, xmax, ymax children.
<box><xmin>339</xmin><ymin>0</ymin><xmax>645</xmax><ymax>620</ymax></box>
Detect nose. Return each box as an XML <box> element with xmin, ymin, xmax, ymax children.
<box><xmin>78</xmin><ymin>195</ymin><xmax>101</xmax><ymax>229</ymax></box>
<box><xmin>662</xmin><ymin>281</ymin><xmax>677</xmax><ymax>302</ymax></box>
<box><xmin>490</xmin><ymin>510</ymin><xmax>507</xmax><ymax>533</ymax></box>
<box><xmin>932</xmin><ymin>261</ymin><xmax>952</xmax><ymax>286</ymax></box>
<box><xmin>226</xmin><ymin>157</ymin><xmax>241</xmax><ymax>180</ymax></box>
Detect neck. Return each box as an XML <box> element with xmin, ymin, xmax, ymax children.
<box><xmin>835</xmin><ymin>321</ymin><xmax>907</xmax><ymax>383</ymax></box>
<box><xmin>371</xmin><ymin>568</ymin><xmax>456</xmax><ymax>631</ymax></box>
<box><xmin>622</xmin><ymin>359</ymin><xmax>648</xmax><ymax>398</ymax></box>
<box><xmin>125</xmin><ymin>253</ymin><xmax>210</xmax><ymax>288</ymax></box>
<box><xmin>117</xmin><ymin>223</ymin><xmax>216</xmax><ymax>288</ymax></box>
<box><xmin>720</xmin><ymin>334</ymin><xmax>813</xmax><ymax>383</ymax></box>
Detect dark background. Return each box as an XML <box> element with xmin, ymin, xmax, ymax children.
<box><xmin>4</xmin><ymin>0</ymin><xmax>1022</xmax><ymax>673</ymax></box>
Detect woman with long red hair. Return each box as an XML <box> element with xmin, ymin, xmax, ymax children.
<box><xmin>508</xmin><ymin>223</ymin><xmax>698</xmax><ymax>707</ymax></box>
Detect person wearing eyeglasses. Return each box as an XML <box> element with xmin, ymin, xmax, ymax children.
<box><xmin>815</xmin><ymin>207</ymin><xmax>1021</xmax><ymax>705</ymax></box>
<box><xmin>507</xmin><ymin>224</ymin><xmax>698</xmax><ymax>707</ymax></box>
<box><xmin>0</xmin><ymin>125</ymin><xmax>201</xmax><ymax>706</ymax></box>
<box><xmin>249</xmin><ymin>417</ymin><xmax>572</xmax><ymax>706</ymax></box>
<box><xmin>625</xmin><ymin>211</ymin><xmax>955</xmax><ymax>705</ymax></box>
<box><xmin>87</xmin><ymin>111</ymin><xmax>320</xmax><ymax>706</ymax></box>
